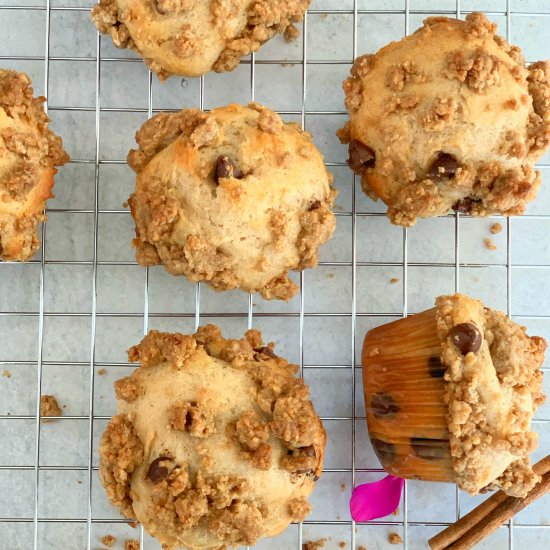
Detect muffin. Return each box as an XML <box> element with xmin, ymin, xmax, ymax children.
<box><xmin>339</xmin><ymin>12</ymin><xmax>550</xmax><ymax>226</ymax></box>
<box><xmin>0</xmin><ymin>69</ymin><xmax>69</xmax><ymax>261</ymax></box>
<box><xmin>99</xmin><ymin>325</ymin><xmax>325</xmax><ymax>550</ymax></box>
<box><xmin>127</xmin><ymin>103</ymin><xmax>336</xmax><ymax>301</ymax></box>
<box><xmin>91</xmin><ymin>0</ymin><xmax>309</xmax><ymax>80</ymax></box>
<box><xmin>362</xmin><ymin>294</ymin><xmax>546</xmax><ymax>497</ymax></box>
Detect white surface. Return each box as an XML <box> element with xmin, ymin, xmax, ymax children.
<box><xmin>1</xmin><ymin>1</ymin><xmax>550</xmax><ymax>549</ymax></box>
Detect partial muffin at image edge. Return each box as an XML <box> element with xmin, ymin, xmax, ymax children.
<box><xmin>338</xmin><ymin>12</ymin><xmax>550</xmax><ymax>226</ymax></box>
<box><xmin>127</xmin><ymin>102</ymin><xmax>336</xmax><ymax>301</ymax></box>
<box><xmin>0</xmin><ymin>69</ymin><xmax>69</xmax><ymax>261</ymax></box>
<box><xmin>99</xmin><ymin>325</ymin><xmax>325</xmax><ymax>550</ymax></box>
<box><xmin>362</xmin><ymin>293</ymin><xmax>546</xmax><ymax>498</ymax></box>
<box><xmin>91</xmin><ymin>0</ymin><xmax>310</xmax><ymax>80</ymax></box>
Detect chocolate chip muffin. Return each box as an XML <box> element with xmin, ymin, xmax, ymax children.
<box><xmin>339</xmin><ymin>12</ymin><xmax>550</xmax><ymax>226</ymax></box>
<box><xmin>127</xmin><ymin>103</ymin><xmax>336</xmax><ymax>301</ymax></box>
<box><xmin>91</xmin><ymin>0</ymin><xmax>310</xmax><ymax>80</ymax></box>
<box><xmin>0</xmin><ymin>69</ymin><xmax>69</xmax><ymax>261</ymax></box>
<box><xmin>99</xmin><ymin>325</ymin><xmax>325</xmax><ymax>550</ymax></box>
<box><xmin>362</xmin><ymin>294</ymin><xmax>546</xmax><ymax>497</ymax></box>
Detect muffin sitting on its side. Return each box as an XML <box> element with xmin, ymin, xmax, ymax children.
<box><xmin>99</xmin><ymin>325</ymin><xmax>325</xmax><ymax>550</ymax></box>
<box><xmin>339</xmin><ymin>12</ymin><xmax>550</xmax><ymax>226</ymax></box>
<box><xmin>127</xmin><ymin>103</ymin><xmax>336</xmax><ymax>300</ymax></box>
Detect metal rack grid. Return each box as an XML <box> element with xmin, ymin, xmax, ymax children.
<box><xmin>0</xmin><ymin>0</ymin><xmax>550</xmax><ymax>549</ymax></box>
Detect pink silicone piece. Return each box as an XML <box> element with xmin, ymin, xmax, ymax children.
<box><xmin>350</xmin><ymin>475</ymin><xmax>404</xmax><ymax>521</ymax></box>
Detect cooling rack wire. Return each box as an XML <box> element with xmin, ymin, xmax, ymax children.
<box><xmin>0</xmin><ymin>0</ymin><xmax>550</xmax><ymax>548</ymax></box>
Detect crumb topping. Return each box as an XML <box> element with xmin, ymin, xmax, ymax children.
<box><xmin>444</xmin><ymin>49</ymin><xmax>502</xmax><ymax>93</ymax></box>
<box><xmin>288</xmin><ymin>496</ymin><xmax>311</xmax><ymax>521</ymax></box>
<box><xmin>99</xmin><ymin>415</ymin><xmax>144</xmax><ymax>518</ymax></box>
<box><xmin>436</xmin><ymin>294</ymin><xmax>546</xmax><ymax>497</ymax></box>
<box><xmin>114</xmin><ymin>376</ymin><xmax>141</xmax><ymax>402</ymax></box>
<box><xmin>170</xmin><ymin>400</ymin><xmax>216</xmax><ymax>437</ymax></box>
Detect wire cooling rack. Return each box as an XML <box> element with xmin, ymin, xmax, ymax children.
<box><xmin>1</xmin><ymin>0</ymin><xmax>550</xmax><ymax>549</ymax></box>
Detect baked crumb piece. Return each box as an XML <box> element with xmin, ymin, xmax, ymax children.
<box><xmin>484</xmin><ymin>237</ymin><xmax>497</xmax><ymax>250</ymax></box>
<box><xmin>390</xmin><ymin>278</ymin><xmax>399</xmax><ymax>284</ymax></box>
<box><xmin>388</xmin><ymin>532</ymin><xmax>403</xmax><ymax>544</ymax></box>
<box><xmin>169</xmin><ymin>400</ymin><xmax>216</xmax><ymax>438</ymax></box>
<box><xmin>98</xmin><ymin>368</ymin><xmax>107</xmax><ymax>376</ymax></box>
<box><xmin>288</xmin><ymin>496</ymin><xmax>311</xmax><ymax>521</ymax></box>
<box><xmin>2</xmin><ymin>369</ymin><xmax>11</xmax><ymax>378</ymax></box>
<box><xmin>40</xmin><ymin>395</ymin><xmax>62</xmax><ymax>422</ymax></box>
<box><xmin>124</xmin><ymin>540</ymin><xmax>139</xmax><ymax>550</ymax></box>
<box><xmin>302</xmin><ymin>539</ymin><xmax>326</xmax><ymax>550</ymax></box>
<box><xmin>358</xmin><ymin>546</ymin><xmax>367</xmax><ymax>550</ymax></box>
<box><xmin>341</xmin><ymin>482</ymin><xmax>346</xmax><ymax>492</ymax></box>
<box><xmin>391</xmin><ymin>507</ymin><xmax>400</xmax><ymax>516</ymax></box>
<box><xmin>339</xmin><ymin>543</ymin><xmax>346</xmax><ymax>548</ymax></box>
<box><xmin>100</xmin><ymin>535</ymin><xmax>116</xmax><ymax>547</ymax></box>
<box><xmin>490</xmin><ymin>222</ymin><xmax>503</xmax><ymax>234</ymax></box>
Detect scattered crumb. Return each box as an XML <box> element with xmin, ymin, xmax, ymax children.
<box><xmin>391</xmin><ymin>507</ymin><xmax>400</xmax><ymax>516</ymax></box>
<box><xmin>77</xmin><ymin>480</ymin><xmax>83</xmax><ymax>484</ymax></box>
<box><xmin>358</xmin><ymin>546</ymin><xmax>367</xmax><ymax>550</ymax></box>
<box><xmin>2</xmin><ymin>369</ymin><xmax>11</xmax><ymax>378</ymax></box>
<box><xmin>368</xmin><ymin>347</ymin><xmax>380</xmax><ymax>357</ymax></box>
<box><xmin>484</xmin><ymin>237</ymin><xmax>497</xmax><ymax>250</ymax></box>
<box><xmin>490</xmin><ymin>222</ymin><xmax>503</xmax><ymax>234</ymax></box>
<box><xmin>341</xmin><ymin>482</ymin><xmax>347</xmax><ymax>492</ymax></box>
<box><xmin>303</xmin><ymin>540</ymin><xmax>326</xmax><ymax>550</ymax></box>
<box><xmin>328</xmin><ymin>272</ymin><xmax>335</xmax><ymax>279</ymax></box>
<box><xmin>339</xmin><ymin>543</ymin><xmax>346</xmax><ymax>549</ymax></box>
<box><xmin>390</xmin><ymin>277</ymin><xmax>399</xmax><ymax>284</ymax></box>
<box><xmin>100</xmin><ymin>535</ymin><xmax>116</xmax><ymax>547</ymax></box>
<box><xmin>320</xmin><ymin>12</ymin><xmax>328</xmax><ymax>18</ymax></box>
<box><xmin>125</xmin><ymin>540</ymin><xmax>140</xmax><ymax>550</ymax></box>
<box><xmin>127</xmin><ymin>522</ymin><xmax>138</xmax><ymax>529</ymax></box>
<box><xmin>388</xmin><ymin>532</ymin><xmax>403</xmax><ymax>545</ymax></box>
<box><xmin>40</xmin><ymin>395</ymin><xmax>62</xmax><ymax>422</ymax></box>
<box><xmin>98</xmin><ymin>368</ymin><xmax>107</xmax><ymax>376</ymax></box>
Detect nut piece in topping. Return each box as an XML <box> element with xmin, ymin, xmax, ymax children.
<box><xmin>40</xmin><ymin>395</ymin><xmax>62</xmax><ymax>422</ymax></box>
<box><xmin>449</xmin><ymin>322</ymin><xmax>482</xmax><ymax>355</ymax></box>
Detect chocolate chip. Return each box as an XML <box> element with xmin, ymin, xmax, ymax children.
<box><xmin>428</xmin><ymin>356</ymin><xmax>446</xmax><ymax>379</ymax></box>
<box><xmin>347</xmin><ymin>140</ymin><xmax>375</xmax><ymax>174</ymax></box>
<box><xmin>449</xmin><ymin>323</ymin><xmax>482</xmax><ymax>355</ymax></box>
<box><xmin>147</xmin><ymin>456</ymin><xmax>172</xmax><ymax>482</ymax></box>
<box><xmin>215</xmin><ymin>155</ymin><xmax>243</xmax><ymax>184</ymax></box>
<box><xmin>370</xmin><ymin>393</ymin><xmax>399</xmax><ymax>419</ymax></box>
<box><xmin>253</xmin><ymin>346</ymin><xmax>277</xmax><ymax>360</ymax></box>
<box><xmin>301</xmin><ymin>445</ymin><xmax>316</xmax><ymax>458</ymax></box>
<box><xmin>452</xmin><ymin>197</ymin><xmax>474</xmax><ymax>214</ymax></box>
<box><xmin>410</xmin><ymin>437</ymin><xmax>449</xmax><ymax>460</ymax></box>
<box><xmin>308</xmin><ymin>200</ymin><xmax>321</xmax><ymax>211</ymax></box>
<box><xmin>370</xmin><ymin>438</ymin><xmax>397</xmax><ymax>464</ymax></box>
<box><xmin>428</xmin><ymin>152</ymin><xmax>458</xmax><ymax>180</ymax></box>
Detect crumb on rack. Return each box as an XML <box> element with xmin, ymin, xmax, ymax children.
<box><xmin>490</xmin><ymin>222</ymin><xmax>503</xmax><ymax>234</ymax></box>
<box><xmin>100</xmin><ymin>535</ymin><xmax>116</xmax><ymax>547</ymax></box>
<box><xmin>339</xmin><ymin>543</ymin><xmax>346</xmax><ymax>548</ymax></box>
<box><xmin>126</xmin><ymin>521</ymin><xmax>138</xmax><ymax>529</ymax></box>
<box><xmin>328</xmin><ymin>272</ymin><xmax>334</xmax><ymax>279</ymax></box>
<box><xmin>125</xmin><ymin>540</ymin><xmax>140</xmax><ymax>550</ymax></box>
<box><xmin>390</xmin><ymin>277</ymin><xmax>399</xmax><ymax>284</ymax></box>
<box><xmin>391</xmin><ymin>507</ymin><xmax>400</xmax><ymax>516</ymax></box>
<box><xmin>2</xmin><ymin>369</ymin><xmax>11</xmax><ymax>378</ymax></box>
<box><xmin>303</xmin><ymin>540</ymin><xmax>326</xmax><ymax>550</ymax></box>
<box><xmin>484</xmin><ymin>238</ymin><xmax>497</xmax><ymax>251</ymax></box>
<box><xmin>358</xmin><ymin>546</ymin><xmax>367</xmax><ymax>550</ymax></box>
<box><xmin>98</xmin><ymin>368</ymin><xmax>107</xmax><ymax>376</ymax></box>
<box><xmin>388</xmin><ymin>532</ymin><xmax>403</xmax><ymax>545</ymax></box>
<box><xmin>341</xmin><ymin>482</ymin><xmax>346</xmax><ymax>492</ymax></box>
<box><xmin>40</xmin><ymin>395</ymin><xmax>62</xmax><ymax>422</ymax></box>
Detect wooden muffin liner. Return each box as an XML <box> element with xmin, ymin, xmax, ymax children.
<box><xmin>362</xmin><ymin>308</ymin><xmax>455</xmax><ymax>482</ymax></box>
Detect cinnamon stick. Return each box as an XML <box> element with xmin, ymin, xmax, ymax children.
<box><xmin>429</xmin><ymin>454</ymin><xmax>550</xmax><ymax>550</ymax></box>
